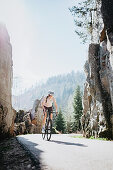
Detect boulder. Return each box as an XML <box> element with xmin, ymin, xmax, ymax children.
<box><xmin>14</xmin><ymin>99</ymin><xmax>43</xmax><ymax>135</ymax></box>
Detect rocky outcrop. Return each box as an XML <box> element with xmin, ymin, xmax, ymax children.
<box><xmin>31</xmin><ymin>99</ymin><xmax>43</xmax><ymax>133</ymax></box>
<box><xmin>14</xmin><ymin>99</ymin><xmax>43</xmax><ymax>135</ymax></box>
<box><xmin>0</xmin><ymin>23</ymin><xmax>15</xmax><ymax>139</ymax></box>
<box><xmin>82</xmin><ymin>0</ymin><xmax>113</xmax><ymax>139</ymax></box>
<box><xmin>14</xmin><ymin>110</ymin><xmax>36</xmax><ymax>135</ymax></box>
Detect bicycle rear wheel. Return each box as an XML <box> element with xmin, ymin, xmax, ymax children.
<box><xmin>47</xmin><ymin>119</ymin><xmax>52</xmax><ymax>141</ymax></box>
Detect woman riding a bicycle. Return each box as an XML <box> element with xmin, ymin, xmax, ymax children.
<box><xmin>41</xmin><ymin>91</ymin><xmax>58</xmax><ymax>133</ymax></box>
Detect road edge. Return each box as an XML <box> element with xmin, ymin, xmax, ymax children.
<box><xmin>16</xmin><ymin>136</ymin><xmax>41</xmax><ymax>170</ymax></box>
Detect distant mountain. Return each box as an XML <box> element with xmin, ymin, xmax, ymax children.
<box><xmin>12</xmin><ymin>71</ymin><xmax>85</xmax><ymax>118</ymax></box>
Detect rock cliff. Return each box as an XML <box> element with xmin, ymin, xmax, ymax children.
<box><xmin>0</xmin><ymin>23</ymin><xmax>15</xmax><ymax>139</ymax></box>
<box><xmin>14</xmin><ymin>99</ymin><xmax>43</xmax><ymax>135</ymax></box>
<box><xmin>82</xmin><ymin>0</ymin><xmax>113</xmax><ymax>139</ymax></box>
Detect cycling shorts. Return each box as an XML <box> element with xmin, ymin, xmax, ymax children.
<box><xmin>44</xmin><ymin>106</ymin><xmax>53</xmax><ymax>114</ymax></box>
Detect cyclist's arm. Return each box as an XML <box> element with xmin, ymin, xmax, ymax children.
<box><xmin>41</xmin><ymin>97</ymin><xmax>46</xmax><ymax>110</ymax></box>
<box><xmin>53</xmin><ymin>97</ymin><xmax>58</xmax><ymax>115</ymax></box>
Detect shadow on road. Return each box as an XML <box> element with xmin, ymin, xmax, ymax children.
<box><xmin>49</xmin><ymin>140</ymin><xmax>88</xmax><ymax>147</ymax></box>
<box><xmin>17</xmin><ymin>136</ymin><xmax>44</xmax><ymax>169</ymax></box>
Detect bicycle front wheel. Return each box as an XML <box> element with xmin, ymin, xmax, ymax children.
<box><xmin>47</xmin><ymin>119</ymin><xmax>52</xmax><ymax>141</ymax></box>
<box><xmin>42</xmin><ymin>127</ymin><xmax>46</xmax><ymax>140</ymax></box>
<box><xmin>42</xmin><ymin>132</ymin><xmax>45</xmax><ymax>140</ymax></box>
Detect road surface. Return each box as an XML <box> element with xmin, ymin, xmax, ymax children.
<box><xmin>17</xmin><ymin>134</ymin><xmax>113</xmax><ymax>170</ymax></box>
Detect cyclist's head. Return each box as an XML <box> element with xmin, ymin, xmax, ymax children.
<box><xmin>48</xmin><ymin>91</ymin><xmax>54</xmax><ymax>96</ymax></box>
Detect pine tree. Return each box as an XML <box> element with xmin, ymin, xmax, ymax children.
<box><xmin>69</xmin><ymin>0</ymin><xmax>96</xmax><ymax>43</ymax></box>
<box><xmin>73</xmin><ymin>85</ymin><xmax>83</xmax><ymax>132</ymax></box>
<box><xmin>66</xmin><ymin>120</ymin><xmax>73</xmax><ymax>134</ymax></box>
<box><xmin>55</xmin><ymin>108</ymin><xmax>66</xmax><ymax>133</ymax></box>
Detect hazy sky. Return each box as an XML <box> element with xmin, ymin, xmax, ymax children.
<box><xmin>0</xmin><ymin>0</ymin><xmax>87</xmax><ymax>89</ymax></box>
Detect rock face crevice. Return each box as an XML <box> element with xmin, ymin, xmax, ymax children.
<box><xmin>82</xmin><ymin>0</ymin><xmax>113</xmax><ymax>139</ymax></box>
<box><xmin>0</xmin><ymin>24</ymin><xmax>15</xmax><ymax>139</ymax></box>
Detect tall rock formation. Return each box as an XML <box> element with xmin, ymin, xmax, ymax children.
<box><xmin>82</xmin><ymin>0</ymin><xmax>113</xmax><ymax>139</ymax></box>
<box><xmin>14</xmin><ymin>99</ymin><xmax>43</xmax><ymax>135</ymax></box>
<box><xmin>0</xmin><ymin>23</ymin><xmax>15</xmax><ymax>139</ymax></box>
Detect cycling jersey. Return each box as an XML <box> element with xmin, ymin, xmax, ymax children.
<box><xmin>42</xmin><ymin>96</ymin><xmax>56</xmax><ymax>108</ymax></box>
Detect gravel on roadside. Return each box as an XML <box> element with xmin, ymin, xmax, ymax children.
<box><xmin>0</xmin><ymin>137</ymin><xmax>40</xmax><ymax>170</ymax></box>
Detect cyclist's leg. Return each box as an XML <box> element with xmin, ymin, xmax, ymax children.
<box><xmin>47</xmin><ymin>107</ymin><xmax>52</xmax><ymax>141</ymax></box>
<box><xmin>42</xmin><ymin>107</ymin><xmax>47</xmax><ymax>127</ymax></box>
<box><xmin>43</xmin><ymin>112</ymin><xmax>47</xmax><ymax>126</ymax></box>
<box><xmin>48</xmin><ymin>107</ymin><xmax>53</xmax><ymax>120</ymax></box>
<box><xmin>50</xmin><ymin>112</ymin><xmax>53</xmax><ymax>120</ymax></box>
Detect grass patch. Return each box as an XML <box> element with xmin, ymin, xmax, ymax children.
<box><xmin>71</xmin><ymin>135</ymin><xmax>109</xmax><ymax>141</ymax></box>
<box><xmin>71</xmin><ymin>135</ymin><xmax>84</xmax><ymax>139</ymax></box>
<box><xmin>89</xmin><ymin>136</ymin><xmax>108</xmax><ymax>141</ymax></box>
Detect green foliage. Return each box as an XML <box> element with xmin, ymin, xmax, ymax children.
<box><xmin>69</xmin><ymin>0</ymin><xmax>96</xmax><ymax>43</ymax></box>
<box><xmin>89</xmin><ymin>136</ymin><xmax>95</xmax><ymax>139</ymax></box>
<box><xmin>71</xmin><ymin>135</ymin><xmax>108</xmax><ymax>141</ymax></box>
<box><xmin>89</xmin><ymin>136</ymin><xmax>108</xmax><ymax>141</ymax></box>
<box><xmin>55</xmin><ymin>108</ymin><xmax>66</xmax><ymax>133</ymax></box>
<box><xmin>72</xmin><ymin>85</ymin><xmax>83</xmax><ymax>132</ymax></box>
<box><xmin>71</xmin><ymin>135</ymin><xmax>83</xmax><ymax>138</ymax></box>
<box><xmin>66</xmin><ymin>119</ymin><xmax>73</xmax><ymax>134</ymax></box>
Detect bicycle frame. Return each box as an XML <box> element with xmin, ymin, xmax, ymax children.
<box><xmin>42</xmin><ymin>110</ymin><xmax>52</xmax><ymax>141</ymax></box>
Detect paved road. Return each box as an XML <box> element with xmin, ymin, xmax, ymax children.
<box><xmin>17</xmin><ymin>134</ymin><xmax>113</xmax><ymax>170</ymax></box>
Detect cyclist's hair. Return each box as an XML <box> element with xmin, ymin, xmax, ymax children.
<box><xmin>46</xmin><ymin>91</ymin><xmax>54</xmax><ymax>103</ymax></box>
<box><xmin>46</xmin><ymin>95</ymin><xmax>49</xmax><ymax>103</ymax></box>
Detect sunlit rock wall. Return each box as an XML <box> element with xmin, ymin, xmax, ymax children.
<box><xmin>31</xmin><ymin>99</ymin><xmax>43</xmax><ymax>133</ymax></box>
<box><xmin>82</xmin><ymin>0</ymin><xmax>113</xmax><ymax>139</ymax></box>
<box><xmin>0</xmin><ymin>23</ymin><xmax>15</xmax><ymax>139</ymax></box>
<box><xmin>14</xmin><ymin>99</ymin><xmax>43</xmax><ymax>135</ymax></box>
